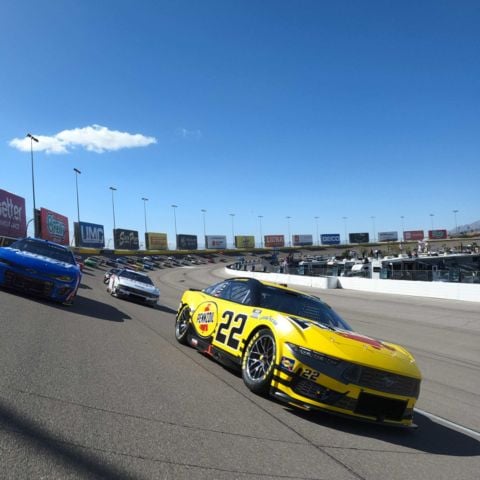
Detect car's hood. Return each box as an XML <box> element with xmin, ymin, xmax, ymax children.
<box><xmin>282</xmin><ymin>316</ymin><xmax>421</xmax><ymax>378</ymax></box>
<box><xmin>118</xmin><ymin>277</ymin><xmax>159</xmax><ymax>295</ymax></box>
<box><xmin>0</xmin><ymin>247</ymin><xmax>80</xmax><ymax>276</ymax></box>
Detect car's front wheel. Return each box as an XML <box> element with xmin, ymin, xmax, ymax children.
<box><xmin>175</xmin><ymin>306</ymin><xmax>191</xmax><ymax>345</ymax></box>
<box><xmin>242</xmin><ymin>328</ymin><xmax>276</xmax><ymax>395</ymax></box>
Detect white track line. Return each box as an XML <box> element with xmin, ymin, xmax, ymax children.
<box><xmin>415</xmin><ymin>408</ymin><xmax>480</xmax><ymax>440</ymax></box>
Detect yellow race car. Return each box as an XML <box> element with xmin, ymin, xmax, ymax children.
<box><xmin>175</xmin><ymin>277</ymin><xmax>421</xmax><ymax>427</ymax></box>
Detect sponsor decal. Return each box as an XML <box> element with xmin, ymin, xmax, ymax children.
<box><xmin>0</xmin><ymin>189</ymin><xmax>26</xmax><ymax>238</ymax></box>
<box><xmin>114</xmin><ymin>228</ymin><xmax>139</xmax><ymax>250</ymax></box>
<box><xmin>74</xmin><ymin>221</ymin><xmax>105</xmax><ymax>248</ymax></box>
<box><xmin>321</xmin><ymin>234</ymin><xmax>340</xmax><ymax>245</ymax></box>
<box><xmin>251</xmin><ymin>309</ymin><xmax>262</xmax><ymax>319</ymax></box>
<box><xmin>39</xmin><ymin>208</ymin><xmax>69</xmax><ymax>245</ymax></box>
<box><xmin>197</xmin><ymin>304</ymin><xmax>214</xmax><ymax>332</ymax></box>
<box><xmin>337</xmin><ymin>331</ymin><xmax>394</xmax><ymax>351</ymax></box>
<box><xmin>349</xmin><ymin>232</ymin><xmax>370</xmax><ymax>244</ymax></box>
<box><xmin>281</xmin><ymin>357</ymin><xmax>295</xmax><ymax>372</ymax></box>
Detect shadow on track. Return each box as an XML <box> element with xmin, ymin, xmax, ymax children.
<box><xmin>70</xmin><ymin>295</ymin><xmax>131</xmax><ymax>322</ymax></box>
<box><xmin>289</xmin><ymin>409</ymin><xmax>480</xmax><ymax>456</ymax></box>
<box><xmin>0</xmin><ymin>398</ymin><xmax>138</xmax><ymax>479</ymax></box>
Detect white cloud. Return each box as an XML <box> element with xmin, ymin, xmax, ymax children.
<box><xmin>9</xmin><ymin>125</ymin><xmax>157</xmax><ymax>154</ymax></box>
<box><xmin>175</xmin><ymin>128</ymin><xmax>202</xmax><ymax>140</ymax></box>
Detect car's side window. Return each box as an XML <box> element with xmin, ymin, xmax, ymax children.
<box><xmin>228</xmin><ymin>282</ymin><xmax>252</xmax><ymax>305</ymax></box>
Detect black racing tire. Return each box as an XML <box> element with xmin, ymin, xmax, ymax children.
<box><xmin>242</xmin><ymin>328</ymin><xmax>276</xmax><ymax>395</ymax></box>
<box><xmin>175</xmin><ymin>306</ymin><xmax>192</xmax><ymax>345</ymax></box>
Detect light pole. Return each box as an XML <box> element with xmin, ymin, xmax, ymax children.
<box><xmin>286</xmin><ymin>216</ymin><xmax>291</xmax><ymax>247</ymax></box>
<box><xmin>453</xmin><ymin>209</ymin><xmax>459</xmax><ymax>234</ymax></box>
<box><xmin>74</xmin><ymin>168</ymin><xmax>81</xmax><ymax>225</ymax></box>
<box><xmin>314</xmin><ymin>216</ymin><xmax>319</xmax><ymax>246</ymax></box>
<box><xmin>201</xmin><ymin>209</ymin><xmax>207</xmax><ymax>240</ymax></box>
<box><xmin>171</xmin><ymin>205</ymin><xmax>178</xmax><ymax>249</ymax></box>
<box><xmin>229</xmin><ymin>213</ymin><xmax>235</xmax><ymax>248</ymax></box>
<box><xmin>141</xmin><ymin>197</ymin><xmax>149</xmax><ymax>234</ymax></box>
<box><xmin>109</xmin><ymin>187</ymin><xmax>117</xmax><ymax>231</ymax></box>
<box><xmin>370</xmin><ymin>216</ymin><xmax>376</xmax><ymax>243</ymax></box>
<box><xmin>400</xmin><ymin>215</ymin><xmax>405</xmax><ymax>241</ymax></box>
<box><xmin>27</xmin><ymin>133</ymin><xmax>39</xmax><ymax>236</ymax></box>
<box><xmin>258</xmin><ymin>215</ymin><xmax>263</xmax><ymax>248</ymax></box>
<box><xmin>429</xmin><ymin>213</ymin><xmax>434</xmax><ymax>231</ymax></box>
<box><xmin>342</xmin><ymin>216</ymin><xmax>348</xmax><ymax>244</ymax></box>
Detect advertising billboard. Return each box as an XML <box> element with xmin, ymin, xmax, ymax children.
<box><xmin>292</xmin><ymin>234</ymin><xmax>313</xmax><ymax>247</ymax></box>
<box><xmin>404</xmin><ymin>230</ymin><xmax>424</xmax><ymax>241</ymax></box>
<box><xmin>74</xmin><ymin>221</ymin><xmax>105</xmax><ymax>248</ymax></box>
<box><xmin>145</xmin><ymin>232</ymin><xmax>168</xmax><ymax>250</ymax></box>
<box><xmin>0</xmin><ymin>189</ymin><xmax>26</xmax><ymax>238</ymax></box>
<box><xmin>235</xmin><ymin>235</ymin><xmax>255</xmax><ymax>249</ymax></box>
<box><xmin>114</xmin><ymin>228</ymin><xmax>139</xmax><ymax>250</ymax></box>
<box><xmin>378</xmin><ymin>231</ymin><xmax>399</xmax><ymax>242</ymax></box>
<box><xmin>349</xmin><ymin>232</ymin><xmax>370</xmax><ymax>244</ymax></box>
<box><xmin>428</xmin><ymin>229</ymin><xmax>448</xmax><ymax>240</ymax></box>
<box><xmin>177</xmin><ymin>234</ymin><xmax>198</xmax><ymax>250</ymax></box>
<box><xmin>321</xmin><ymin>234</ymin><xmax>340</xmax><ymax>245</ymax></box>
<box><xmin>264</xmin><ymin>235</ymin><xmax>285</xmax><ymax>248</ymax></box>
<box><xmin>205</xmin><ymin>235</ymin><xmax>227</xmax><ymax>249</ymax></box>
<box><xmin>39</xmin><ymin>208</ymin><xmax>69</xmax><ymax>245</ymax></box>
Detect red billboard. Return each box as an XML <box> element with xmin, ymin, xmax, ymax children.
<box><xmin>0</xmin><ymin>189</ymin><xmax>26</xmax><ymax>238</ymax></box>
<box><xmin>264</xmin><ymin>235</ymin><xmax>285</xmax><ymax>248</ymax></box>
<box><xmin>403</xmin><ymin>230</ymin><xmax>424</xmax><ymax>241</ymax></box>
<box><xmin>40</xmin><ymin>208</ymin><xmax>70</xmax><ymax>245</ymax></box>
<box><xmin>428</xmin><ymin>229</ymin><xmax>447</xmax><ymax>240</ymax></box>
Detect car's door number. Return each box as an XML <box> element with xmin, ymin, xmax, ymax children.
<box><xmin>215</xmin><ymin>310</ymin><xmax>247</xmax><ymax>349</ymax></box>
<box><xmin>301</xmin><ymin>369</ymin><xmax>320</xmax><ymax>381</ymax></box>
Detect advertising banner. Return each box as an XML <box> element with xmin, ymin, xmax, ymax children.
<box><xmin>321</xmin><ymin>233</ymin><xmax>340</xmax><ymax>245</ymax></box>
<box><xmin>264</xmin><ymin>235</ymin><xmax>285</xmax><ymax>248</ymax></box>
<box><xmin>0</xmin><ymin>189</ymin><xmax>26</xmax><ymax>238</ymax></box>
<box><xmin>39</xmin><ymin>208</ymin><xmax>69</xmax><ymax>245</ymax></box>
<box><xmin>205</xmin><ymin>235</ymin><xmax>227</xmax><ymax>249</ymax></box>
<box><xmin>428</xmin><ymin>229</ymin><xmax>447</xmax><ymax>240</ymax></box>
<box><xmin>235</xmin><ymin>235</ymin><xmax>255</xmax><ymax>249</ymax></box>
<box><xmin>293</xmin><ymin>234</ymin><xmax>313</xmax><ymax>246</ymax></box>
<box><xmin>145</xmin><ymin>232</ymin><xmax>168</xmax><ymax>250</ymax></box>
<box><xmin>114</xmin><ymin>228</ymin><xmax>139</xmax><ymax>250</ymax></box>
<box><xmin>349</xmin><ymin>232</ymin><xmax>370</xmax><ymax>244</ymax></box>
<box><xmin>378</xmin><ymin>231</ymin><xmax>398</xmax><ymax>242</ymax></box>
<box><xmin>404</xmin><ymin>230</ymin><xmax>424</xmax><ymax>241</ymax></box>
<box><xmin>74</xmin><ymin>221</ymin><xmax>105</xmax><ymax>248</ymax></box>
<box><xmin>177</xmin><ymin>234</ymin><xmax>198</xmax><ymax>250</ymax></box>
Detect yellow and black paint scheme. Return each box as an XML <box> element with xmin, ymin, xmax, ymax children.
<box><xmin>176</xmin><ymin>278</ymin><xmax>421</xmax><ymax>427</ymax></box>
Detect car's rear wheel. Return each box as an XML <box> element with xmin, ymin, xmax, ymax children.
<box><xmin>242</xmin><ymin>329</ymin><xmax>276</xmax><ymax>395</ymax></box>
<box><xmin>175</xmin><ymin>306</ymin><xmax>191</xmax><ymax>345</ymax></box>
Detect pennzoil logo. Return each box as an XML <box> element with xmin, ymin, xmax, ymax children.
<box><xmin>197</xmin><ymin>304</ymin><xmax>214</xmax><ymax>332</ymax></box>
<box><xmin>281</xmin><ymin>357</ymin><xmax>295</xmax><ymax>371</ymax></box>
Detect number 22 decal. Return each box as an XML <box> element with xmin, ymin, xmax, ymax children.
<box><xmin>215</xmin><ymin>310</ymin><xmax>247</xmax><ymax>349</ymax></box>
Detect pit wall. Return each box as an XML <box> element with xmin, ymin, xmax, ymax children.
<box><xmin>224</xmin><ymin>267</ymin><xmax>480</xmax><ymax>303</ymax></box>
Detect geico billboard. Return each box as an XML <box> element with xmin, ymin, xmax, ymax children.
<box><xmin>293</xmin><ymin>234</ymin><xmax>313</xmax><ymax>246</ymax></box>
<box><xmin>0</xmin><ymin>189</ymin><xmax>26</xmax><ymax>238</ymax></box>
<box><xmin>378</xmin><ymin>231</ymin><xmax>398</xmax><ymax>242</ymax></box>
<box><xmin>428</xmin><ymin>229</ymin><xmax>447</xmax><ymax>240</ymax></box>
<box><xmin>205</xmin><ymin>235</ymin><xmax>227</xmax><ymax>249</ymax></box>
<box><xmin>235</xmin><ymin>235</ymin><xmax>255</xmax><ymax>249</ymax></box>
<box><xmin>74</xmin><ymin>221</ymin><xmax>105</xmax><ymax>248</ymax></box>
<box><xmin>264</xmin><ymin>235</ymin><xmax>285</xmax><ymax>248</ymax></box>
<box><xmin>349</xmin><ymin>232</ymin><xmax>370</xmax><ymax>244</ymax></box>
<box><xmin>404</xmin><ymin>230</ymin><xmax>424</xmax><ymax>241</ymax></box>
<box><xmin>145</xmin><ymin>232</ymin><xmax>168</xmax><ymax>250</ymax></box>
<box><xmin>114</xmin><ymin>228</ymin><xmax>139</xmax><ymax>250</ymax></box>
<box><xmin>177</xmin><ymin>234</ymin><xmax>198</xmax><ymax>250</ymax></box>
<box><xmin>321</xmin><ymin>233</ymin><xmax>340</xmax><ymax>245</ymax></box>
<box><xmin>39</xmin><ymin>207</ymin><xmax>69</xmax><ymax>245</ymax></box>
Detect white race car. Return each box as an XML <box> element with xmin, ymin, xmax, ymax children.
<box><xmin>107</xmin><ymin>269</ymin><xmax>159</xmax><ymax>306</ymax></box>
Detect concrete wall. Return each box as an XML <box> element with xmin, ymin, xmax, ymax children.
<box><xmin>224</xmin><ymin>266</ymin><xmax>480</xmax><ymax>303</ymax></box>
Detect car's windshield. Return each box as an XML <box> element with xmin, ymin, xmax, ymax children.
<box><xmin>10</xmin><ymin>238</ymin><xmax>76</xmax><ymax>265</ymax></box>
<box><xmin>258</xmin><ymin>285</ymin><xmax>352</xmax><ymax>331</ymax></box>
<box><xmin>120</xmin><ymin>270</ymin><xmax>153</xmax><ymax>285</ymax></box>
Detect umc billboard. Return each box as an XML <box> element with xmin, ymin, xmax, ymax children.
<box><xmin>74</xmin><ymin>221</ymin><xmax>105</xmax><ymax>248</ymax></box>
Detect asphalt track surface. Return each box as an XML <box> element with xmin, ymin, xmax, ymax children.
<box><xmin>0</xmin><ymin>263</ymin><xmax>479</xmax><ymax>479</ymax></box>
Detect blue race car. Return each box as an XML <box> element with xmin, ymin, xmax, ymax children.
<box><xmin>0</xmin><ymin>237</ymin><xmax>81</xmax><ymax>305</ymax></box>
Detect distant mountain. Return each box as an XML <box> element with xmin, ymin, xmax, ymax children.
<box><xmin>450</xmin><ymin>220</ymin><xmax>480</xmax><ymax>235</ymax></box>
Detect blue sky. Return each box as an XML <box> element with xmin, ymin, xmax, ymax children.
<box><xmin>1</xmin><ymin>0</ymin><xmax>478</xmax><ymax>248</ymax></box>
